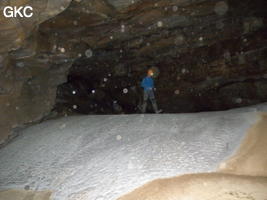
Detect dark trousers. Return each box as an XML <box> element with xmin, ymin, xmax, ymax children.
<box><xmin>142</xmin><ymin>89</ymin><xmax>158</xmax><ymax>113</ymax></box>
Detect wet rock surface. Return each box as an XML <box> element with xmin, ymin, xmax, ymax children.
<box><xmin>0</xmin><ymin>0</ymin><xmax>267</xmax><ymax>142</ymax></box>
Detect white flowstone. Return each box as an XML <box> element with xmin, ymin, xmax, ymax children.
<box><xmin>1</xmin><ymin>104</ymin><xmax>267</xmax><ymax>200</ymax></box>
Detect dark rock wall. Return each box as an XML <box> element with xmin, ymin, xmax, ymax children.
<box><xmin>0</xmin><ymin>0</ymin><xmax>267</xmax><ymax>143</ymax></box>
<box><xmin>52</xmin><ymin>0</ymin><xmax>267</xmax><ymax>114</ymax></box>
<box><xmin>0</xmin><ymin>0</ymin><xmax>73</xmax><ymax>144</ymax></box>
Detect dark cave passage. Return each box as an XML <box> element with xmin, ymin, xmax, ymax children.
<box><xmin>54</xmin><ymin>57</ymin><xmax>144</xmax><ymax>115</ymax></box>
<box><xmin>45</xmin><ymin>0</ymin><xmax>267</xmax><ymax>115</ymax></box>
<box><xmin>54</xmin><ymin>37</ymin><xmax>267</xmax><ymax>115</ymax></box>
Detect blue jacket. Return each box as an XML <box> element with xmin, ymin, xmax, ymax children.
<box><xmin>141</xmin><ymin>76</ymin><xmax>154</xmax><ymax>91</ymax></box>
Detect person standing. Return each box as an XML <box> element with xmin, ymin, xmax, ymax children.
<box><xmin>141</xmin><ymin>69</ymin><xmax>161</xmax><ymax>113</ymax></box>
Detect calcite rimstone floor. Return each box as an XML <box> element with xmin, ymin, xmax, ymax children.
<box><xmin>0</xmin><ymin>104</ymin><xmax>267</xmax><ymax>200</ymax></box>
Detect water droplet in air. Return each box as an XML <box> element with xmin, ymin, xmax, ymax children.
<box><xmin>174</xmin><ymin>35</ymin><xmax>184</xmax><ymax>45</ymax></box>
<box><xmin>16</xmin><ymin>62</ymin><xmax>25</xmax><ymax>68</ymax></box>
<box><xmin>172</xmin><ymin>6</ymin><xmax>178</xmax><ymax>12</ymax></box>
<box><xmin>174</xmin><ymin>90</ymin><xmax>180</xmax><ymax>95</ymax></box>
<box><xmin>235</xmin><ymin>98</ymin><xmax>242</xmax><ymax>104</ymax></box>
<box><xmin>214</xmin><ymin>1</ymin><xmax>229</xmax><ymax>16</ymax></box>
<box><xmin>157</xmin><ymin>21</ymin><xmax>163</xmax><ymax>27</ymax></box>
<box><xmin>116</xmin><ymin>135</ymin><xmax>122</xmax><ymax>140</ymax></box>
<box><xmin>59</xmin><ymin>47</ymin><xmax>65</xmax><ymax>53</ymax></box>
<box><xmin>123</xmin><ymin>88</ymin><xmax>128</xmax><ymax>94</ymax></box>
<box><xmin>85</xmin><ymin>49</ymin><xmax>93</xmax><ymax>58</ymax></box>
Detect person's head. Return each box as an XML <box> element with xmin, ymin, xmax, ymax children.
<box><xmin>147</xmin><ymin>69</ymin><xmax>154</xmax><ymax>77</ymax></box>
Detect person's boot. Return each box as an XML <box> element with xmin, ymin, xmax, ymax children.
<box><xmin>142</xmin><ymin>102</ymin><xmax>147</xmax><ymax>113</ymax></box>
<box><xmin>155</xmin><ymin>109</ymin><xmax>163</xmax><ymax>114</ymax></box>
<box><xmin>152</xmin><ymin>101</ymin><xmax>162</xmax><ymax>114</ymax></box>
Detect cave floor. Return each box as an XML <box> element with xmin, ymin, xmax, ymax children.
<box><xmin>0</xmin><ymin>104</ymin><xmax>267</xmax><ymax>200</ymax></box>
<box><xmin>0</xmin><ymin>190</ymin><xmax>51</xmax><ymax>200</ymax></box>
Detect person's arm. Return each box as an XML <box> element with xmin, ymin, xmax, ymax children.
<box><xmin>141</xmin><ymin>78</ymin><xmax>145</xmax><ymax>88</ymax></box>
<box><xmin>151</xmin><ymin>78</ymin><xmax>154</xmax><ymax>90</ymax></box>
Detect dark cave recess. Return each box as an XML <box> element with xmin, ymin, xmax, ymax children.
<box><xmin>54</xmin><ymin>34</ymin><xmax>267</xmax><ymax>115</ymax></box>
<box><xmin>49</xmin><ymin>0</ymin><xmax>267</xmax><ymax>115</ymax></box>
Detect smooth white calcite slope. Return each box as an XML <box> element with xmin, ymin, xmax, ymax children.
<box><xmin>0</xmin><ymin>105</ymin><xmax>265</xmax><ymax>200</ymax></box>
